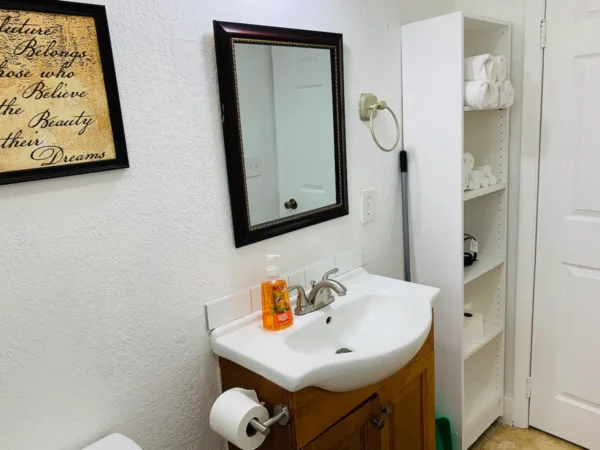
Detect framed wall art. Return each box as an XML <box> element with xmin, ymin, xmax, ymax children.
<box><xmin>0</xmin><ymin>0</ymin><xmax>128</xmax><ymax>185</ymax></box>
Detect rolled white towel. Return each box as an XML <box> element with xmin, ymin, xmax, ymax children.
<box><xmin>463</xmin><ymin>154</ymin><xmax>473</xmax><ymax>190</ymax></box>
<box><xmin>497</xmin><ymin>82</ymin><xmax>507</xmax><ymax>109</ymax></box>
<box><xmin>480</xmin><ymin>174</ymin><xmax>490</xmax><ymax>189</ymax></box>
<box><xmin>499</xmin><ymin>80</ymin><xmax>514</xmax><ymax>108</ymax></box>
<box><xmin>464</xmin><ymin>81</ymin><xmax>499</xmax><ymax>110</ymax></box>
<box><xmin>494</xmin><ymin>55</ymin><xmax>508</xmax><ymax>82</ymax></box>
<box><xmin>467</xmin><ymin>170</ymin><xmax>483</xmax><ymax>190</ymax></box>
<box><xmin>474</xmin><ymin>165</ymin><xmax>494</xmax><ymax>177</ymax></box>
<box><xmin>464</xmin><ymin>153</ymin><xmax>475</xmax><ymax>172</ymax></box>
<box><xmin>464</xmin><ymin>54</ymin><xmax>494</xmax><ymax>81</ymax></box>
<box><xmin>474</xmin><ymin>165</ymin><xmax>497</xmax><ymax>186</ymax></box>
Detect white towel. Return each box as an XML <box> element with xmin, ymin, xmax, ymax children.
<box><xmin>464</xmin><ymin>81</ymin><xmax>499</xmax><ymax>110</ymax></box>
<box><xmin>474</xmin><ymin>165</ymin><xmax>493</xmax><ymax>177</ymax></box>
<box><xmin>494</xmin><ymin>55</ymin><xmax>508</xmax><ymax>82</ymax></box>
<box><xmin>464</xmin><ymin>153</ymin><xmax>475</xmax><ymax>172</ymax></box>
<box><xmin>464</xmin><ymin>54</ymin><xmax>494</xmax><ymax>81</ymax></box>
<box><xmin>480</xmin><ymin>174</ymin><xmax>490</xmax><ymax>189</ymax></box>
<box><xmin>474</xmin><ymin>165</ymin><xmax>497</xmax><ymax>186</ymax></box>
<box><xmin>462</xmin><ymin>155</ymin><xmax>471</xmax><ymax>190</ymax></box>
<box><xmin>467</xmin><ymin>170</ymin><xmax>483</xmax><ymax>190</ymax></box>
<box><xmin>499</xmin><ymin>80</ymin><xmax>514</xmax><ymax>108</ymax></box>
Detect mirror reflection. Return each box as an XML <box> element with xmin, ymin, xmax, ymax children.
<box><xmin>234</xmin><ymin>43</ymin><xmax>337</xmax><ymax>226</ymax></box>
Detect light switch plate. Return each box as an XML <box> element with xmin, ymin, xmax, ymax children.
<box><xmin>245</xmin><ymin>156</ymin><xmax>262</xmax><ymax>178</ymax></box>
<box><xmin>361</xmin><ymin>188</ymin><xmax>376</xmax><ymax>224</ymax></box>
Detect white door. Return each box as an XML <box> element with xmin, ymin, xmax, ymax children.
<box><xmin>271</xmin><ymin>46</ymin><xmax>337</xmax><ymax>217</ymax></box>
<box><xmin>530</xmin><ymin>1</ymin><xmax>600</xmax><ymax>448</ymax></box>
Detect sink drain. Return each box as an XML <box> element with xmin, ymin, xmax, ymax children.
<box><xmin>335</xmin><ymin>348</ymin><xmax>353</xmax><ymax>354</ymax></box>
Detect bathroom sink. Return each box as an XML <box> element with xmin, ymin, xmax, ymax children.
<box><xmin>210</xmin><ymin>268</ymin><xmax>440</xmax><ymax>392</ymax></box>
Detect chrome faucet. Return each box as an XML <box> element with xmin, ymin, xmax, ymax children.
<box><xmin>288</xmin><ymin>268</ymin><xmax>347</xmax><ymax>316</ymax></box>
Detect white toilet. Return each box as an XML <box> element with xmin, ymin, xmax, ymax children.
<box><xmin>83</xmin><ymin>434</ymin><xmax>142</xmax><ymax>450</ymax></box>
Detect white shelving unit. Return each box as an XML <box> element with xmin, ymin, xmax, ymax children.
<box><xmin>402</xmin><ymin>12</ymin><xmax>512</xmax><ymax>450</ymax></box>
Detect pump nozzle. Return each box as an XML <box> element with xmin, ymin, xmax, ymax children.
<box><xmin>266</xmin><ymin>254</ymin><xmax>281</xmax><ymax>278</ymax></box>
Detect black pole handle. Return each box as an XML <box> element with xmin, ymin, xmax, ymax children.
<box><xmin>400</xmin><ymin>150</ymin><xmax>408</xmax><ymax>173</ymax></box>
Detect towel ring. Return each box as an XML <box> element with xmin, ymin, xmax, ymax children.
<box><xmin>359</xmin><ymin>93</ymin><xmax>400</xmax><ymax>152</ymax></box>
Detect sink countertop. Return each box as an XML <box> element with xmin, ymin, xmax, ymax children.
<box><xmin>210</xmin><ymin>268</ymin><xmax>440</xmax><ymax>392</ymax></box>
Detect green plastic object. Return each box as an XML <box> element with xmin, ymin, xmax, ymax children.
<box><xmin>435</xmin><ymin>417</ymin><xmax>454</xmax><ymax>450</ymax></box>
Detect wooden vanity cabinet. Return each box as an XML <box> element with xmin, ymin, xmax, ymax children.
<box><xmin>303</xmin><ymin>397</ymin><xmax>382</xmax><ymax>450</ymax></box>
<box><xmin>379</xmin><ymin>351</ymin><xmax>435</xmax><ymax>450</ymax></box>
<box><xmin>218</xmin><ymin>329</ymin><xmax>434</xmax><ymax>450</ymax></box>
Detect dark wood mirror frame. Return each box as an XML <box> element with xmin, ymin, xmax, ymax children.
<box><xmin>213</xmin><ymin>21</ymin><xmax>348</xmax><ymax>248</ymax></box>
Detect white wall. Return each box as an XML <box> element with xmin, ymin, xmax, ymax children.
<box><xmin>0</xmin><ymin>1</ymin><xmax>452</xmax><ymax>450</ymax></box>
<box><xmin>453</xmin><ymin>0</ymin><xmax>526</xmax><ymax>409</ymax></box>
<box><xmin>235</xmin><ymin>44</ymin><xmax>280</xmax><ymax>225</ymax></box>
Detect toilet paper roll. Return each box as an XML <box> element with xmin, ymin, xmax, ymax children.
<box><xmin>82</xmin><ymin>434</ymin><xmax>142</xmax><ymax>450</ymax></box>
<box><xmin>210</xmin><ymin>388</ymin><xmax>269</xmax><ymax>450</ymax></box>
<box><xmin>464</xmin><ymin>312</ymin><xmax>484</xmax><ymax>343</ymax></box>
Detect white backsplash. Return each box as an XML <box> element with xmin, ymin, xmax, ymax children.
<box><xmin>205</xmin><ymin>247</ymin><xmax>362</xmax><ymax>330</ymax></box>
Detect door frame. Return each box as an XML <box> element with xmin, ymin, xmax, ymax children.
<box><xmin>511</xmin><ymin>0</ymin><xmax>547</xmax><ymax>429</ymax></box>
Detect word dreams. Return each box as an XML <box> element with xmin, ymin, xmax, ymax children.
<box><xmin>31</xmin><ymin>146</ymin><xmax>106</xmax><ymax>167</ymax></box>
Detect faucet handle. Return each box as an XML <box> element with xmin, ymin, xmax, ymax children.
<box><xmin>288</xmin><ymin>284</ymin><xmax>306</xmax><ymax>298</ymax></box>
<box><xmin>288</xmin><ymin>285</ymin><xmax>309</xmax><ymax>315</ymax></box>
<box><xmin>322</xmin><ymin>268</ymin><xmax>339</xmax><ymax>280</ymax></box>
<box><xmin>310</xmin><ymin>280</ymin><xmax>317</xmax><ymax>288</ymax></box>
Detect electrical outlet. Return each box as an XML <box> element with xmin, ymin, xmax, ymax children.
<box><xmin>361</xmin><ymin>188</ymin><xmax>376</xmax><ymax>224</ymax></box>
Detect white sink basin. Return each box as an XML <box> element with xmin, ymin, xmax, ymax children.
<box><xmin>210</xmin><ymin>268</ymin><xmax>440</xmax><ymax>392</ymax></box>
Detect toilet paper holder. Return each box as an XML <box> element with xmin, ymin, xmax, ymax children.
<box><xmin>248</xmin><ymin>404</ymin><xmax>290</xmax><ymax>437</ymax></box>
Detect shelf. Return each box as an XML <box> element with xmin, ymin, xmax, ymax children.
<box><xmin>463</xmin><ymin>183</ymin><xmax>507</xmax><ymax>202</ymax></box>
<box><xmin>464</xmin><ymin>324</ymin><xmax>504</xmax><ymax>360</ymax></box>
<box><xmin>464</xmin><ymin>389</ymin><xmax>503</xmax><ymax>449</ymax></box>
<box><xmin>464</xmin><ymin>105</ymin><xmax>509</xmax><ymax>112</ymax></box>
<box><xmin>464</xmin><ymin>255</ymin><xmax>505</xmax><ymax>285</ymax></box>
<box><xmin>464</xmin><ymin>382</ymin><xmax>502</xmax><ymax>430</ymax></box>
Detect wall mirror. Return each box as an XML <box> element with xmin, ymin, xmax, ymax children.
<box><xmin>213</xmin><ymin>21</ymin><xmax>348</xmax><ymax>248</ymax></box>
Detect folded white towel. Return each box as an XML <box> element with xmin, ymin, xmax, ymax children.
<box><xmin>464</xmin><ymin>54</ymin><xmax>495</xmax><ymax>81</ymax></box>
<box><xmin>494</xmin><ymin>55</ymin><xmax>508</xmax><ymax>82</ymax></box>
<box><xmin>499</xmin><ymin>80</ymin><xmax>514</xmax><ymax>108</ymax></box>
<box><xmin>464</xmin><ymin>81</ymin><xmax>499</xmax><ymax>110</ymax></box>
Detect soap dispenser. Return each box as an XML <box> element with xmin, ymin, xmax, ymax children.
<box><xmin>261</xmin><ymin>254</ymin><xmax>294</xmax><ymax>331</ymax></box>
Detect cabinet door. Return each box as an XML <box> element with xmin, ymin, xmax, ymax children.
<box><xmin>379</xmin><ymin>351</ymin><xmax>435</xmax><ymax>450</ymax></box>
<box><xmin>302</xmin><ymin>397</ymin><xmax>383</xmax><ymax>450</ymax></box>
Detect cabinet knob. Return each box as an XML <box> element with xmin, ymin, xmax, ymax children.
<box><xmin>381</xmin><ymin>406</ymin><xmax>393</xmax><ymax>416</ymax></box>
<box><xmin>284</xmin><ymin>199</ymin><xmax>298</xmax><ymax>210</ymax></box>
<box><xmin>372</xmin><ymin>418</ymin><xmax>385</xmax><ymax>430</ymax></box>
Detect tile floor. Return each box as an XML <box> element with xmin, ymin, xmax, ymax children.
<box><xmin>470</xmin><ymin>422</ymin><xmax>585</xmax><ymax>450</ymax></box>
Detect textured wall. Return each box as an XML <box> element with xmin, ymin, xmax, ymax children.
<box><xmin>0</xmin><ymin>1</ymin><xmax>451</xmax><ymax>449</ymax></box>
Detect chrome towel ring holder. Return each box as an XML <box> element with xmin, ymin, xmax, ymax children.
<box><xmin>359</xmin><ymin>93</ymin><xmax>400</xmax><ymax>152</ymax></box>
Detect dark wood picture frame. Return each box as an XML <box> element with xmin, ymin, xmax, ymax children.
<box><xmin>213</xmin><ymin>21</ymin><xmax>348</xmax><ymax>248</ymax></box>
<box><xmin>0</xmin><ymin>0</ymin><xmax>128</xmax><ymax>185</ymax></box>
